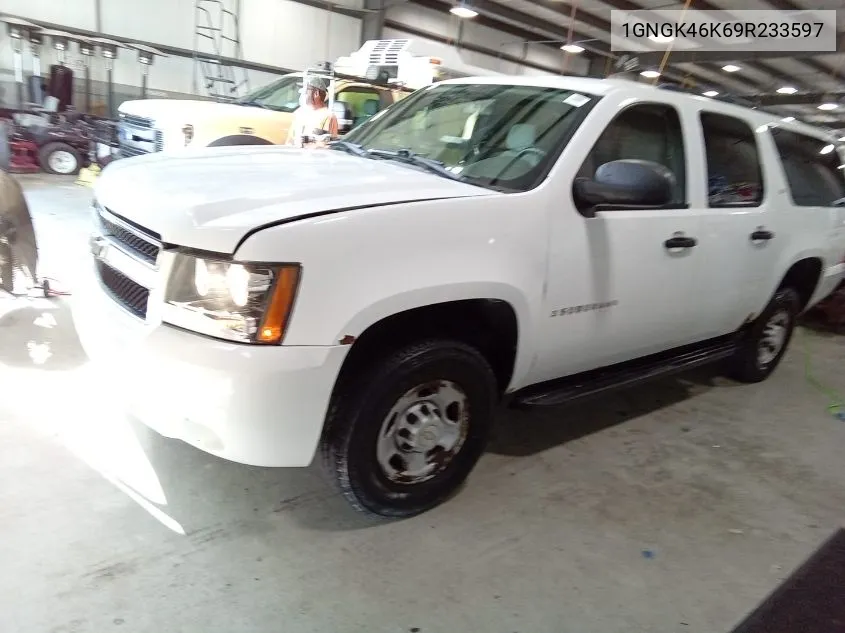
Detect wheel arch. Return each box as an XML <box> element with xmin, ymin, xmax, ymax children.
<box><xmin>334</xmin><ymin>287</ymin><xmax>531</xmax><ymax>395</ymax></box>
<box><xmin>776</xmin><ymin>254</ymin><xmax>825</xmax><ymax>312</ymax></box>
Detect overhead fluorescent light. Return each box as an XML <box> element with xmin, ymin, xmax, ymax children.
<box><xmin>702</xmin><ymin>90</ymin><xmax>719</xmax><ymax>97</ymax></box>
<box><xmin>561</xmin><ymin>44</ymin><xmax>584</xmax><ymax>54</ymax></box>
<box><xmin>640</xmin><ymin>70</ymin><xmax>661</xmax><ymax>78</ymax></box>
<box><xmin>818</xmin><ymin>102</ymin><xmax>838</xmax><ymax>111</ymax></box>
<box><xmin>781</xmin><ymin>116</ymin><xmax>796</xmax><ymax>123</ymax></box>
<box><xmin>449</xmin><ymin>4</ymin><xmax>477</xmax><ymax>18</ymax></box>
<box><xmin>838</xmin><ymin>136</ymin><xmax>845</xmax><ymax>142</ymax></box>
<box><xmin>776</xmin><ymin>86</ymin><xmax>797</xmax><ymax>95</ymax></box>
<box><xmin>649</xmin><ymin>35</ymin><xmax>675</xmax><ymax>44</ymax></box>
<box><xmin>820</xmin><ymin>144</ymin><xmax>835</xmax><ymax>154</ymax></box>
<box><xmin>722</xmin><ymin>64</ymin><xmax>741</xmax><ymax>72</ymax></box>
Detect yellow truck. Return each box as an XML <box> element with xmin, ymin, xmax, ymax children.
<box><xmin>114</xmin><ymin>39</ymin><xmax>489</xmax><ymax>158</ymax></box>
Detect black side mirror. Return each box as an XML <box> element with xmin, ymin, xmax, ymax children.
<box><xmin>574</xmin><ymin>159</ymin><xmax>675</xmax><ymax>218</ymax></box>
<box><xmin>332</xmin><ymin>102</ymin><xmax>354</xmax><ymax>135</ymax></box>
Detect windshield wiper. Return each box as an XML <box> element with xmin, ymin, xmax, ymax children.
<box><xmin>368</xmin><ymin>148</ymin><xmax>461</xmax><ymax>181</ymax></box>
<box><xmin>329</xmin><ymin>140</ymin><xmax>369</xmax><ymax>157</ymax></box>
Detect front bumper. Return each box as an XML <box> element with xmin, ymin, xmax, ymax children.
<box><xmin>72</xmin><ymin>258</ymin><xmax>348</xmax><ymax>467</ymax></box>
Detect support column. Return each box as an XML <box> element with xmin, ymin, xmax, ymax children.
<box><xmin>587</xmin><ymin>55</ymin><xmax>608</xmax><ymax>78</ymax></box>
<box><xmin>361</xmin><ymin>0</ymin><xmax>387</xmax><ymax>43</ymax></box>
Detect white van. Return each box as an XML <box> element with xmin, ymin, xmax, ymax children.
<box><xmin>74</xmin><ymin>76</ymin><xmax>845</xmax><ymax>517</ymax></box>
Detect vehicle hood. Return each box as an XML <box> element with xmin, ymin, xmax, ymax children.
<box><xmin>94</xmin><ymin>145</ymin><xmax>495</xmax><ymax>254</ymax></box>
<box><xmin>119</xmin><ymin>99</ymin><xmax>287</xmax><ymax>125</ymax></box>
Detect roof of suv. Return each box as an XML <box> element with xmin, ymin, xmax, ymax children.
<box><xmin>439</xmin><ymin>75</ymin><xmax>839</xmax><ymax>144</ymax></box>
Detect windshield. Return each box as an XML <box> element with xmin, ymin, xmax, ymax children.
<box><xmin>343</xmin><ymin>82</ymin><xmax>598</xmax><ymax>192</ymax></box>
<box><xmin>237</xmin><ymin>75</ymin><xmax>303</xmax><ymax>112</ymax></box>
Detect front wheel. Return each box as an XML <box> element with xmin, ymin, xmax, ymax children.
<box><xmin>727</xmin><ymin>288</ymin><xmax>800</xmax><ymax>383</ymax></box>
<box><xmin>39</xmin><ymin>142</ymin><xmax>82</xmax><ymax>176</ymax></box>
<box><xmin>320</xmin><ymin>340</ymin><xmax>497</xmax><ymax>518</ymax></box>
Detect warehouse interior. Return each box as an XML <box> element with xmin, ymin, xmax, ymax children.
<box><xmin>1</xmin><ymin>1</ymin><xmax>845</xmax><ymax>632</ymax></box>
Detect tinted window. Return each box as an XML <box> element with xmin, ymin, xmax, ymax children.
<box><xmin>772</xmin><ymin>129</ymin><xmax>845</xmax><ymax>207</ymax></box>
<box><xmin>700</xmin><ymin>113</ymin><xmax>763</xmax><ymax>207</ymax></box>
<box><xmin>578</xmin><ymin>103</ymin><xmax>686</xmax><ymax>205</ymax></box>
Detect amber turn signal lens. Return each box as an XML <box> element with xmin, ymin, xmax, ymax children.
<box><xmin>257</xmin><ymin>266</ymin><xmax>301</xmax><ymax>344</ymax></box>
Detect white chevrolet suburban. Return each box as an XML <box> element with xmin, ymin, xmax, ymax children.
<box><xmin>73</xmin><ymin>76</ymin><xmax>845</xmax><ymax>517</ymax></box>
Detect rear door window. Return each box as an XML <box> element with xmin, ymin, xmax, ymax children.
<box><xmin>699</xmin><ymin>112</ymin><xmax>764</xmax><ymax>207</ymax></box>
<box><xmin>771</xmin><ymin>129</ymin><xmax>845</xmax><ymax>207</ymax></box>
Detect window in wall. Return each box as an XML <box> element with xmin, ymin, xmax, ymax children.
<box><xmin>700</xmin><ymin>112</ymin><xmax>763</xmax><ymax>207</ymax></box>
<box><xmin>578</xmin><ymin>103</ymin><xmax>686</xmax><ymax>205</ymax></box>
<box><xmin>771</xmin><ymin>129</ymin><xmax>845</xmax><ymax>207</ymax></box>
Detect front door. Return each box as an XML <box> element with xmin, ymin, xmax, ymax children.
<box><xmin>528</xmin><ymin>99</ymin><xmax>705</xmax><ymax>384</ymax></box>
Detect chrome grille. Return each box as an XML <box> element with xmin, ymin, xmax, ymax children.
<box><xmin>98</xmin><ymin>208</ymin><xmax>161</xmax><ymax>265</ymax></box>
<box><xmin>96</xmin><ymin>259</ymin><xmax>150</xmax><ymax>319</ymax></box>
<box><xmin>120</xmin><ymin>145</ymin><xmax>147</xmax><ymax>158</ymax></box>
<box><xmin>154</xmin><ymin>130</ymin><xmax>163</xmax><ymax>152</ymax></box>
<box><xmin>120</xmin><ymin>113</ymin><xmax>154</xmax><ymax>129</ymax></box>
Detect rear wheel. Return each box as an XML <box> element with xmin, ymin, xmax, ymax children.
<box><xmin>39</xmin><ymin>142</ymin><xmax>82</xmax><ymax>176</ymax></box>
<box><xmin>727</xmin><ymin>288</ymin><xmax>800</xmax><ymax>383</ymax></box>
<box><xmin>320</xmin><ymin>339</ymin><xmax>497</xmax><ymax>518</ymax></box>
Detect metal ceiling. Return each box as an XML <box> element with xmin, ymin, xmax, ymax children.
<box><xmin>398</xmin><ymin>0</ymin><xmax>845</xmax><ymax>130</ymax></box>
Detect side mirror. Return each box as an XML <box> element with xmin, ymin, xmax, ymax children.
<box><xmin>574</xmin><ymin>159</ymin><xmax>675</xmax><ymax>218</ymax></box>
<box><xmin>332</xmin><ymin>101</ymin><xmax>354</xmax><ymax>135</ymax></box>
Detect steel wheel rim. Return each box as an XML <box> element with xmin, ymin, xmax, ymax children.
<box><xmin>48</xmin><ymin>150</ymin><xmax>77</xmax><ymax>174</ymax></box>
<box><xmin>758</xmin><ymin>309</ymin><xmax>790</xmax><ymax>367</ymax></box>
<box><xmin>376</xmin><ymin>380</ymin><xmax>470</xmax><ymax>485</ymax></box>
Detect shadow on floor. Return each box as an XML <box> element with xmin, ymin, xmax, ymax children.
<box><xmin>488</xmin><ymin>368</ymin><xmax>721</xmax><ymax>458</ymax></box>
<box><xmin>0</xmin><ymin>296</ymin><xmax>87</xmax><ymax>370</ymax></box>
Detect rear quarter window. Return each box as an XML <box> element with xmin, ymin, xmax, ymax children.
<box><xmin>771</xmin><ymin>129</ymin><xmax>845</xmax><ymax>207</ymax></box>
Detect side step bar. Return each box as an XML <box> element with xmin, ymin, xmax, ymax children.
<box><xmin>511</xmin><ymin>338</ymin><xmax>739</xmax><ymax>408</ymax></box>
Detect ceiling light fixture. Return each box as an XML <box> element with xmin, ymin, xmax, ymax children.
<box><xmin>820</xmin><ymin>144</ymin><xmax>835</xmax><ymax>154</ymax></box>
<box><xmin>640</xmin><ymin>69</ymin><xmax>661</xmax><ymax>79</ymax></box>
<box><xmin>449</xmin><ymin>2</ymin><xmax>478</xmax><ymax>18</ymax></box>
<box><xmin>703</xmin><ymin>90</ymin><xmax>719</xmax><ymax>97</ymax></box>
<box><xmin>818</xmin><ymin>102</ymin><xmax>838</xmax><ymax>111</ymax></box>
<box><xmin>781</xmin><ymin>116</ymin><xmax>796</xmax><ymax>123</ymax></box>
<box><xmin>561</xmin><ymin>44</ymin><xmax>584</xmax><ymax>54</ymax></box>
<box><xmin>649</xmin><ymin>34</ymin><xmax>675</xmax><ymax>44</ymax></box>
<box><xmin>722</xmin><ymin>64</ymin><xmax>741</xmax><ymax>72</ymax></box>
<box><xmin>776</xmin><ymin>86</ymin><xmax>797</xmax><ymax>95</ymax></box>
<box><xmin>838</xmin><ymin>136</ymin><xmax>845</xmax><ymax>142</ymax></box>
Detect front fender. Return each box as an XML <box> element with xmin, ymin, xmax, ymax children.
<box><xmin>234</xmin><ymin>195</ymin><xmax>549</xmax><ymax>388</ymax></box>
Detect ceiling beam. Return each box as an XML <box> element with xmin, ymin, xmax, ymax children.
<box><xmin>631</xmin><ymin>47</ymin><xmax>844</xmax><ymax>66</ymax></box>
<box><xmin>752</xmin><ymin>92</ymin><xmax>845</xmax><ymax>106</ymax></box>
<box><xmin>412</xmin><ymin>0</ymin><xmax>613</xmax><ymax>56</ymax></box>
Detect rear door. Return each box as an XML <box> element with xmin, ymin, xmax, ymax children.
<box><xmin>689</xmin><ymin>111</ymin><xmax>785</xmax><ymax>338</ymax></box>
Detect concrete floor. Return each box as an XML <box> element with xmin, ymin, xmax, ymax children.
<box><xmin>2</xmin><ymin>173</ymin><xmax>844</xmax><ymax>633</ymax></box>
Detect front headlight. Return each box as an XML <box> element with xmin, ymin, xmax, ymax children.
<box><xmin>163</xmin><ymin>253</ymin><xmax>301</xmax><ymax>344</ymax></box>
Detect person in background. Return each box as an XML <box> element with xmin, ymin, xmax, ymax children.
<box><xmin>286</xmin><ymin>76</ymin><xmax>339</xmax><ymax>148</ymax></box>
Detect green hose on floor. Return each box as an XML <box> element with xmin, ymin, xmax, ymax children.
<box><xmin>799</xmin><ymin>327</ymin><xmax>845</xmax><ymax>421</ymax></box>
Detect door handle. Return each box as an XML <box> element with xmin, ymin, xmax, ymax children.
<box><xmin>664</xmin><ymin>236</ymin><xmax>698</xmax><ymax>249</ymax></box>
<box><xmin>750</xmin><ymin>229</ymin><xmax>775</xmax><ymax>241</ymax></box>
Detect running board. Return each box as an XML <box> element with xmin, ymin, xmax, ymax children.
<box><xmin>512</xmin><ymin>338</ymin><xmax>738</xmax><ymax>408</ymax></box>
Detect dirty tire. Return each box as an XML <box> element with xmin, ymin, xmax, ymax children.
<box><xmin>39</xmin><ymin>142</ymin><xmax>82</xmax><ymax>175</ymax></box>
<box><xmin>727</xmin><ymin>288</ymin><xmax>800</xmax><ymax>384</ymax></box>
<box><xmin>320</xmin><ymin>339</ymin><xmax>497</xmax><ymax>518</ymax></box>
<box><xmin>0</xmin><ymin>246</ymin><xmax>13</xmax><ymax>294</ymax></box>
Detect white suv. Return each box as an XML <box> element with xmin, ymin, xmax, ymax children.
<box><xmin>73</xmin><ymin>76</ymin><xmax>845</xmax><ymax>517</ymax></box>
